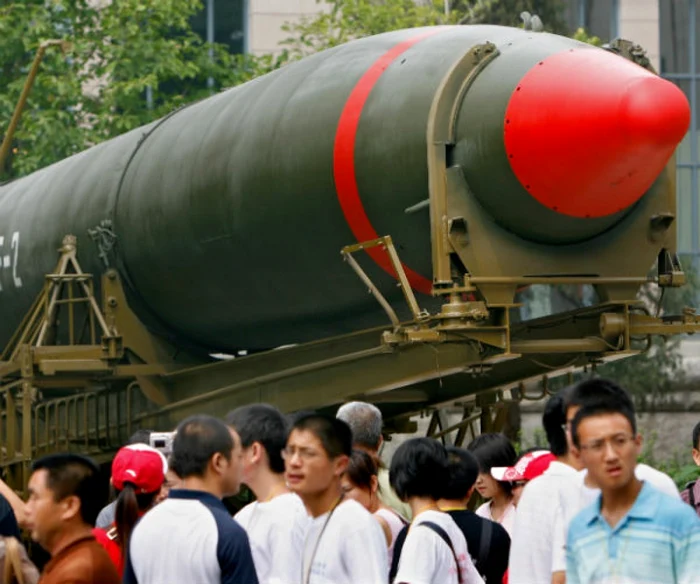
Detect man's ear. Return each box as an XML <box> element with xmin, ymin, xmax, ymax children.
<box><xmin>633</xmin><ymin>433</ymin><xmax>643</xmax><ymax>456</ymax></box>
<box><xmin>334</xmin><ymin>455</ymin><xmax>349</xmax><ymax>478</ymax></box>
<box><xmin>60</xmin><ymin>495</ymin><xmax>81</xmax><ymax>523</ymax></box>
<box><xmin>250</xmin><ymin>442</ymin><xmax>263</xmax><ymax>465</ymax></box>
<box><xmin>692</xmin><ymin>448</ymin><xmax>700</xmax><ymax>467</ymax></box>
<box><xmin>211</xmin><ymin>452</ymin><xmax>227</xmax><ymax>476</ymax></box>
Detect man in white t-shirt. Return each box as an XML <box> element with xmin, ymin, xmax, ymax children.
<box><xmin>390</xmin><ymin>438</ymin><xmax>484</xmax><ymax>584</ymax></box>
<box><xmin>227</xmin><ymin>404</ymin><xmax>309</xmax><ymax>584</ymax></box>
<box><xmin>509</xmin><ymin>388</ymin><xmax>582</xmax><ymax>584</ymax></box>
<box><xmin>284</xmin><ymin>413</ymin><xmax>387</xmax><ymax>584</ymax></box>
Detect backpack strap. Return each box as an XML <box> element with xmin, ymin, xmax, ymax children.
<box><xmin>478</xmin><ymin>518</ymin><xmax>492</xmax><ymax>573</ymax></box>
<box><xmin>688</xmin><ymin>481</ymin><xmax>696</xmax><ymax>509</ymax></box>
<box><xmin>418</xmin><ymin>521</ymin><xmax>463</xmax><ymax>584</ymax></box>
<box><xmin>389</xmin><ymin>524</ymin><xmax>408</xmax><ymax>583</ymax></box>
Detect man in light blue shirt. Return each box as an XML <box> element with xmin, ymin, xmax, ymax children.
<box><xmin>566</xmin><ymin>380</ymin><xmax>700</xmax><ymax>584</ymax></box>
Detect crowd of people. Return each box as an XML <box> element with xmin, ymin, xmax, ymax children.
<box><xmin>0</xmin><ymin>377</ymin><xmax>698</xmax><ymax>583</ymax></box>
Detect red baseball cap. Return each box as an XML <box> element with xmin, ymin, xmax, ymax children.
<box><xmin>111</xmin><ymin>444</ymin><xmax>168</xmax><ymax>494</ymax></box>
<box><xmin>490</xmin><ymin>450</ymin><xmax>555</xmax><ymax>482</ymax></box>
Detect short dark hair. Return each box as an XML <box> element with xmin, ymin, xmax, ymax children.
<box><xmin>568</xmin><ymin>378</ymin><xmax>633</xmax><ymax>412</ymax></box>
<box><xmin>571</xmin><ymin>395</ymin><xmax>637</xmax><ymax>448</ymax></box>
<box><xmin>390</xmin><ymin>438</ymin><xmax>448</xmax><ymax>501</ymax></box>
<box><xmin>467</xmin><ymin>433</ymin><xmax>517</xmax><ymax>495</ymax></box>
<box><xmin>442</xmin><ymin>447</ymin><xmax>479</xmax><ymax>500</ymax></box>
<box><xmin>289</xmin><ymin>414</ymin><xmax>352</xmax><ymax>459</ymax></box>
<box><xmin>346</xmin><ymin>449</ymin><xmax>378</xmax><ymax>490</ymax></box>
<box><xmin>127</xmin><ymin>429</ymin><xmax>153</xmax><ymax>445</ymax></box>
<box><xmin>693</xmin><ymin>421</ymin><xmax>700</xmax><ymax>450</ymax></box>
<box><xmin>226</xmin><ymin>404</ymin><xmax>288</xmax><ymax>474</ymax></box>
<box><xmin>32</xmin><ymin>454</ymin><xmax>101</xmax><ymax>525</ymax></box>
<box><xmin>543</xmin><ymin>388</ymin><xmax>572</xmax><ymax>456</ymax></box>
<box><xmin>170</xmin><ymin>415</ymin><xmax>233</xmax><ymax>478</ymax></box>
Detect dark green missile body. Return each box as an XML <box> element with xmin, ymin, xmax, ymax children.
<box><xmin>0</xmin><ymin>26</ymin><xmax>689</xmax><ymax>352</ymax></box>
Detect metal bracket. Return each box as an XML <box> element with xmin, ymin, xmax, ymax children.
<box><xmin>657</xmin><ymin>248</ymin><xmax>686</xmax><ymax>288</ymax></box>
<box><xmin>1</xmin><ymin>235</ymin><xmax>121</xmax><ymax>365</ymax></box>
<box><xmin>342</xmin><ymin>235</ymin><xmax>430</xmax><ymax>327</ymax></box>
<box><xmin>426</xmin><ymin>41</ymin><xmax>499</xmax><ymax>289</ymax></box>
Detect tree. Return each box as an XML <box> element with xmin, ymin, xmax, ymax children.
<box><xmin>281</xmin><ymin>0</ymin><xmax>570</xmax><ymax>58</ymax></box>
<box><xmin>0</xmin><ymin>0</ymin><xmax>281</xmax><ymax>181</ymax></box>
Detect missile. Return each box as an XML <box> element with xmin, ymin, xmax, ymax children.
<box><xmin>0</xmin><ymin>25</ymin><xmax>690</xmax><ymax>352</ymax></box>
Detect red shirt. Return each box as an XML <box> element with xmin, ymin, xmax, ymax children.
<box><xmin>92</xmin><ymin>526</ymin><xmax>123</xmax><ymax>577</ymax></box>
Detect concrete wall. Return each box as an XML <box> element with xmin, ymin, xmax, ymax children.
<box><xmin>619</xmin><ymin>0</ymin><xmax>660</xmax><ymax>70</ymax></box>
<box><xmin>248</xmin><ymin>0</ymin><xmax>326</xmax><ymax>55</ymax></box>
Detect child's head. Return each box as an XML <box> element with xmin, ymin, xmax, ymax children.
<box><xmin>467</xmin><ymin>433</ymin><xmax>517</xmax><ymax>500</ymax></box>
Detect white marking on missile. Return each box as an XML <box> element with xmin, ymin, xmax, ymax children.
<box><xmin>11</xmin><ymin>232</ymin><xmax>22</xmax><ymax>287</ymax></box>
<box><xmin>2</xmin><ymin>255</ymin><xmax>9</xmax><ymax>268</ymax></box>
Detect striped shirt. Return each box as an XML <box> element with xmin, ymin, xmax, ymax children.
<box><xmin>566</xmin><ymin>481</ymin><xmax>700</xmax><ymax>584</ymax></box>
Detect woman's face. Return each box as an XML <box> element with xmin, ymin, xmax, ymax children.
<box><xmin>340</xmin><ymin>476</ymin><xmax>372</xmax><ymax>510</ymax></box>
<box><xmin>474</xmin><ymin>472</ymin><xmax>501</xmax><ymax>500</ymax></box>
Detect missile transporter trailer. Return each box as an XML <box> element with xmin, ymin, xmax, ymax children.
<box><xmin>0</xmin><ymin>25</ymin><xmax>698</xmax><ymax>491</ymax></box>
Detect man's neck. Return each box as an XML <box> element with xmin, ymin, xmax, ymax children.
<box><xmin>181</xmin><ymin>475</ymin><xmax>223</xmax><ymax>499</ymax></box>
<box><xmin>47</xmin><ymin>524</ymin><xmax>92</xmax><ymax>557</ymax></box>
<box><xmin>303</xmin><ymin>482</ymin><xmax>344</xmax><ymax>518</ymax></box>
<box><xmin>601</xmin><ymin>478</ymin><xmax>643</xmax><ymax>528</ymax></box>
<box><xmin>438</xmin><ymin>498</ymin><xmax>467</xmax><ymax>511</ymax></box>
<box><xmin>409</xmin><ymin>496</ymin><xmax>441</xmax><ymax>518</ymax></box>
<box><xmin>556</xmin><ymin>452</ymin><xmax>583</xmax><ymax>470</ymax></box>
<box><xmin>248</xmin><ymin>470</ymin><xmax>288</xmax><ymax>503</ymax></box>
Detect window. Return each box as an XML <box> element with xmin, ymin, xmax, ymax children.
<box><xmin>660</xmin><ymin>0</ymin><xmax>700</xmax><ymax>258</ymax></box>
<box><xmin>191</xmin><ymin>0</ymin><xmax>247</xmax><ymax>54</ymax></box>
<box><xmin>564</xmin><ymin>0</ymin><xmax>619</xmax><ymax>41</ymax></box>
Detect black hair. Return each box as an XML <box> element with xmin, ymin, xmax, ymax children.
<box><xmin>31</xmin><ymin>453</ymin><xmax>102</xmax><ymax>525</ymax></box>
<box><xmin>389</xmin><ymin>438</ymin><xmax>448</xmax><ymax>501</ymax></box>
<box><xmin>567</xmin><ymin>378</ymin><xmax>634</xmax><ymax>412</ymax></box>
<box><xmin>442</xmin><ymin>447</ymin><xmax>479</xmax><ymax>500</ymax></box>
<box><xmin>114</xmin><ymin>486</ymin><xmax>159</xmax><ymax>553</ymax></box>
<box><xmin>543</xmin><ymin>388</ymin><xmax>572</xmax><ymax>456</ymax></box>
<box><xmin>346</xmin><ymin>449</ymin><xmax>378</xmax><ymax>490</ymax></box>
<box><xmin>693</xmin><ymin>420</ymin><xmax>700</xmax><ymax>450</ymax></box>
<box><xmin>127</xmin><ymin>429</ymin><xmax>153</xmax><ymax>445</ymax></box>
<box><xmin>570</xmin><ymin>399</ymin><xmax>637</xmax><ymax>448</ymax></box>
<box><xmin>567</xmin><ymin>378</ymin><xmax>637</xmax><ymax>448</ymax></box>
<box><xmin>289</xmin><ymin>414</ymin><xmax>352</xmax><ymax>458</ymax></box>
<box><xmin>170</xmin><ymin>415</ymin><xmax>233</xmax><ymax>478</ymax></box>
<box><xmin>226</xmin><ymin>404</ymin><xmax>289</xmax><ymax>474</ymax></box>
<box><xmin>466</xmin><ymin>433</ymin><xmax>517</xmax><ymax>496</ymax></box>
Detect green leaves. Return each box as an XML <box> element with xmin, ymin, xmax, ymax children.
<box><xmin>0</xmin><ymin>0</ymin><xmax>277</xmax><ymax>181</ymax></box>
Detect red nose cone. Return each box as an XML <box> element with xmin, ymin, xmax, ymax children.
<box><xmin>504</xmin><ymin>49</ymin><xmax>690</xmax><ymax>218</ymax></box>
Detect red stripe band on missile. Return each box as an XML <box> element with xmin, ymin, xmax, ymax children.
<box><xmin>333</xmin><ymin>31</ymin><xmax>445</xmax><ymax>296</ymax></box>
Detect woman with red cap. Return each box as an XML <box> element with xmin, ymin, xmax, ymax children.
<box><xmin>93</xmin><ymin>444</ymin><xmax>168</xmax><ymax>576</ymax></box>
